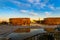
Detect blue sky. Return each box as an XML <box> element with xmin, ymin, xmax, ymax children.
<box><xmin>0</xmin><ymin>0</ymin><xmax>60</xmax><ymax>20</ymax></box>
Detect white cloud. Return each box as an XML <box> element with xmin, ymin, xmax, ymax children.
<box><xmin>20</xmin><ymin>4</ymin><xmax>31</xmax><ymax>8</ymax></box>
<box><xmin>2</xmin><ymin>6</ymin><xmax>14</xmax><ymax>11</ymax></box>
<box><xmin>39</xmin><ymin>0</ymin><xmax>49</xmax><ymax>8</ymax></box>
<box><xmin>20</xmin><ymin>10</ymin><xmax>38</xmax><ymax>16</ymax></box>
<box><xmin>9</xmin><ymin>0</ymin><xmax>51</xmax><ymax>9</ymax></box>
<box><xmin>28</xmin><ymin>0</ymin><xmax>40</xmax><ymax>4</ymax></box>
<box><xmin>28</xmin><ymin>0</ymin><xmax>34</xmax><ymax>3</ymax></box>
<box><xmin>35</xmin><ymin>0</ymin><xmax>40</xmax><ymax>4</ymax></box>
<box><xmin>29</xmin><ymin>12</ymin><xmax>38</xmax><ymax>16</ymax></box>
<box><xmin>20</xmin><ymin>10</ymin><xmax>28</xmax><ymax>13</ymax></box>
<box><xmin>9</xmin><ymin>0</ymin><xmax>21</xmax><ymax>5</ymax></box>
<box><xmin>12</xmin><ymin>1</ymin><xmax>21</xmax><ymax>4</ymax></box>
<box><xmin>29</xmin><ymin>0</ymin><xmax>49</xmax><ymax>9</ymax></box>
<box><xmin>45</xmin><ymin>12</ymin><xmax>51</xmax><ymax>17</ymax></box>
<box><xmin>48</xmin><ymin>4</ymin><xmax>56</xmax><ymax>10</ymax></box>
<box><xmin>40</xmin><ymin>3</ymin><xmax>46</xmax><ymax>8</ymax></box>
<box><xmin>43</xmin><ymin>0</ymin><xmax>49</xmax><ymax>3</ymax></box>
<box><xmin>36</xmin><ymin>0</ymin><xmax>40</xmax><ymax>3</ymax></box>
<box><xmin>9</xmin><ymin>0</ymin><xmax>31</xmax><ymax>8</ymax></box>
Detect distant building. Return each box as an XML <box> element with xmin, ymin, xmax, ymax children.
<box><xmin>43</xmin><ymin>17</ymin><xmax>60</xmax><ymax>25</ymax></box>
<box><xmin>9</xmin><ymin>18</ymin><xmax>30</xmax><ymax>26</ymax></box>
